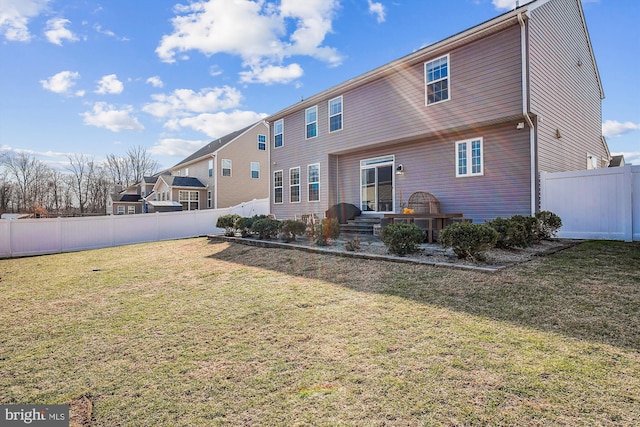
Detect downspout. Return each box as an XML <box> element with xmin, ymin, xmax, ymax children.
<box><xmin>212</xmin><ymin>154</ymin><xmax>217</xmax><ymax>209</ymax></box>
<box><xmin>518</xmin><ymin>12</ymin><xmax>537</xmax><ymax>216</ymax></box>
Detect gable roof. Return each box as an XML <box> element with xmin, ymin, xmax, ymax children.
<box><xmin>158</xmin><ymin>175</ymin><xmax>207</xmax><ymax>189</ymax></box>
<box><xmin>110</xmin><ymin>194</ymin><xmax>140</xmax><ymax>203</ymax></box>
<box><xmin>267</xmin><ymin>0</ymin><xmax>602</xmax><ymax>120</ymax></box>
<box><xmin>173</xmin><ymin>121</ymin><xmax>266</xmax><ymax>168</ymax></box>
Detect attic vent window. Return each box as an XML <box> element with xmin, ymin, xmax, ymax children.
<box><xmin>425</xmin><ymin>55</ymin><xmax>450</xmax><ymax>105</ymax></box>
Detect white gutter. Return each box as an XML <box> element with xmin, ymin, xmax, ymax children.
<box><xmin>518</xmin><ymin>12</ymin><xmax>537</xmax><ymax>216</ymax></box>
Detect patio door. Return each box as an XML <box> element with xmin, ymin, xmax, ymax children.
<box><xmin>360</xmin><ymin>155</ymin><xmax>394</xmax><ymax>213</ymax></box>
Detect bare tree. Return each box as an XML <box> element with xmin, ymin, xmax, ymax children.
<box><xmin>128</xmin><ymin>145</ymin><xmax>159</xmax><ymax>185</ymax></box>
<box><xmin>66</xmin><ymin>153</ymin><xmax>94</xmax><ymax>214</ymax></box>
<box><xmin>0</xmin><ymin>170</ymin><xmax>13</xmax><ymax>214</ymax></box>
<box><xmin>105</xmin><ymin>146</ymin><xmax>159</xmax><ymax>189</ymax></box>
<box><xmin>0</xmin><ymin>152</ymin><xmax>46</xmax><ymax>213</ymax></box>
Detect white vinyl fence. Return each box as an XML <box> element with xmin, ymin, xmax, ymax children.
<box><xmin>0</xmin><ymin>198</ymin><xmax>269</xmax><ymax>258</ymax></box>
<box><xmin>540</xmin><ymin>165</ymin><xmax>639</xmax><ymax>241</ymax></box>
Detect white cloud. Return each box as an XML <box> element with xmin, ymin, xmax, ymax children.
<box><xmin>602</xmin><ymin>120</ymin><xmax>640</xmax><ymax>138</ymax></box>
<box><xmin>156</xmin><ymin>0</ymin><xmax>342</xmax><ymax>84</ymax></box>
<box><xmin>167</xmin><ymin>110</ymin><xmax>268</xmax><ymax>138</ymax></box>
<box><xmin>142</xmin><ymin>86</ymin><xmax>243</xmax><ymax>119</ymax></box>
<box><xmin>95</xmin><ymin>74</ymin><xmax>124</xmax><ymax>95</ymax></box>
<box><xmin>81</xmin><ymin>102</ymin><xmax>144</xmax><ymax>132</ymax></box>
<box><xmin>239</xmin><ymin>63</ymin><xmax>303</xmax><ymax>84</ymax></box>
<box><xmin>492</xmin><ymin>0</ymin><xmax>534</xmax><ymax>10</ymax></box>
<box><xmin>367</xmin><ymin>0</ymin><xmax>386</xmax><ymax>23</ymax></box>
<box><xmin>148</xmin><ymin>138</ymin><xmax>209</xmax><ymax>157</ymax></box>
<box><xmin>0</xmin><ymin>0</ymin><xmax>50</xmax><ymax>42</ymax></box>
<box><xmin>93</xmin><ymin>23</ymin><xmax>129</xmax><ymax>41</ymax></box>
<box><xmin>44</xmin><ymin>17</ymin><xmax>77</xmax><ymax>45</ymax></box>
<box><xmin>146</xmin><ymin>76</ymin><xmax>164</xmax><ymax>88</ymax></box>
<box><xmin>40</xmin><ymin>70</ymin><xmax>85</xmax><ymax>96</ymax></box>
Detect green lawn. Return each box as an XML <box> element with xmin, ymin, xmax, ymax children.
<box><xmin>1</xmin><ymin>238</ymin><xmax>639</xmax><ymax>426</ymax></box>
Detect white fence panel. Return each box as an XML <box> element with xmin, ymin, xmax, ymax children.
<box><xmin>0</xmin><ymin>198</ymin><xmax>269</xmax><ymax>258</ymax></box>
<box><xmin>540</xmin><ymin>165</ymin><xmax>637</xmax><ymax>241</ymax></box>
<box><xmin>634</xmin><ymin>165</ymin><xmax>640</xmax><ymax>242</ymax></box>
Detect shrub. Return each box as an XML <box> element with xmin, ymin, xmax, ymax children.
<box><xmin>251</xmin><ymin>218</ymin><xmax>281</xmax><ymax>240</ymax></box>
<box><xmin>344</xmin><ymin>237</ymin><xmax>362</xmax><ymax>252</ymax></box>
<box><xmin>280</xmin><ymin>219</ymin><xmax>307</xmax><ymax>242</ymax></box>
<box><xmin>216</xmin><ymin>214</ymin><xmax>241</xmax><ymax>237</ymax></box>
<box><xmin>309</xmin><ymin>218</ymin><xmax>340</xmax><ymax>246</ymax></box>
<box><xmin>510</xmin><ymin>215</ymin><xmax>539</xmax><ymax>245</ymax></box>
<box><xmin>235</xmin><ymin>215</ymin><xmax>268</xmax><ymax>238</ymax></box>
<box><xmin>380</xmin><ymin>223</ymin><xmax>425</xmax><ymax>256</ymax></box>
<box><xmin>536</xmin><ymin>210</ymin><xmax>562</xmax><ymax>240</ymax></box>
<box><xmin>439</xmin><ymin>222</ymin><xmax>498</xmax><ymax>262</ymax></box>
<box><xmin>486</xmin><ymin>217</ymin><xmax>529</xmax><ymax>249</ymax></box>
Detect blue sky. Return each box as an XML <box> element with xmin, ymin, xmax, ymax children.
<box><xmin>1</xmin><ymin>0</ymin><xmax>638</xmax><ymax>171</ymax></box>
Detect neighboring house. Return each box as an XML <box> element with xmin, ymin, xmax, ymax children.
<box><xmin>148</xmin><ymin>175</ymin><xmax>206</xmax><ymax>212</ymax></box>
<box><xmin>160</xmin><ymin>121</ymin><xmax>270</xmax><ymax>210</ymax></box>
<box><xmin>608</xmin><ymin>155</ymin><xmax>625</xmax><ymax>168</ymax></box>
<box><xmin>107</xmin><ymin>184</ymin><xmax>143</xmax><ymax>215</ymax></box>
<box><xmin>266</xmin><ymin>0</ymin><xmax>610</xmax><ymax>223</ymax></box>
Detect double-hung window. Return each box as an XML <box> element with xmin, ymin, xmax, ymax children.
<box><xmin>456</xmin><ymin>137</ymin><xmax>483</xmax><ymax>177</ymax></box>
<box><xmin>251</xmin><ymin>162</ymin><xmax>260</xmax><ymax>179</ymax></box>
<box><xmin>179</xmin><ymin>190</ymin><xmax>199</xmax><ymax>210</ymax></box>
<box><xmin>290</xmin><ymin>167</ymin><xmax>300</xmax><ymax>203</ymax></box>
<box><xmin>425</xmin><ymin>55</ymin><xmax>450</xmax><ymax>105</ymax></box>
<box><xmin>329</xmin><ymin>96</ymin><xmax>343</xmax><ymax>132</ymax></box>
<box><xmin>222</xmin><ymin>159</ymin><xmax>232</xmax><ymax>177</ymax></box>
<box><xmin>128</xmin><ymin>206</ymin><xmax>135</xmax><ymax>214</ymax></box>
<box><xmin>258</xmin><ymin>134</ymin><xmax>266</xmax><ymax>151</ymax></box>
<box><xmin>274</xmin><ymin>170</ymin><xmax>283</xmax><ymax>204</ymax></box>
<box><xmin>274</xmin><ymin>119</ymin><xmax>284</xmax><ymax>148</ymax></box>
<box><xmin>208</xmin><ymin>159</ymin><xmax>213</xmax><ymax>177</ymax></box>
<box><xmin>305</xmin><ymin>106</ymin><xmax>317</xmax><ymax>139</ymax></box>
<box><xmin>308</xmin><ymin>164</ymin><xmax>320</xmax><ymax>202</ymax></box>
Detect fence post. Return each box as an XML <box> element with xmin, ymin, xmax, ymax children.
<box><xmin>623</xmin><ymin>165</ymin><xmax>633</xmax><ymax>242</ymax></box>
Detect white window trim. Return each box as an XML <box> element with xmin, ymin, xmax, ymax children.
<box><xmin>455</xmin><ymin>137</ymin><xmax>484</xmax><ymax>178</ymax></box>
<box><xmin>328</xmin><ymin>96</ymin><xmax>343</xmax><ymax>133</ymax></box>
<box><xmin>251</xmin><ymin>162</ymin><xmax>260</xmax><ymax>179</ymax></box>
<box><xmin>274</xmin><ymin>119</ymin><xmax>284</xmax><ymax>148</ymax></box>
<box><xmin>289</xmin><ymin>167</ymin><xmax>301</xmax><ymax>204</ymax></box>
<box><xmin>424</xmin><ymin>54</ymin><xmax>451</xmax><ymax>106</ymax></box>
<box><xmin>127</xmin><ymin>205</ymin><xmax>135</xmax><ymax>214</ymax></box>
<box><xmin>257</xmin><ymin>134</ymin><xmax>266</xmax><ymax>151</ymax></box>
<box><xmin>221</xmin><ymin>159</ymin><xmax>232</xmax><ymax>177</ymax></box>
<box><xmin>305</xmin><ymin>106</ymin><xmax>318</xmax><ymax>140</ymax></box>
<box><xmin>117</xmin><ymin>206</ymin><xmax>125</xmax><ymax>215</ymax></box>
<box><xmin>308</xmin><ymin>163</ymin><xmax>320</xmax><ymax>202</ymax></box>
<box><xmin>208</xmin><ymin>159</ymin><xmax>213</xmax><ymax>177</ymax></box>
<box><xmin>274</xmin><ymin>170</ymin><xmax>284</xmax><ymax>204</ymax></box>
<box><xmin>207</xmin><ymin>191</ymin><xmax>212</xmax><ymax>208</ymax></box>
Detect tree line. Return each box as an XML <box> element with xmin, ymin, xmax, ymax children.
<box><xmin>0</xmin><ymin>146</ymin><xmax>159</xmax><ymax>217</ymax></box>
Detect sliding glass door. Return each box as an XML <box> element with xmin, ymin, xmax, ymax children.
<box><xmin>360</xmin><ymin>156</ymin><xmax>394</xmax><ymax>213</ymax></box>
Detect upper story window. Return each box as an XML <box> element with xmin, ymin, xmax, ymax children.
<box><xmin>329</xmin><ymin>96</ymin><xmax>343</xmax><ymax>132</ymax></box>
<box><xmin>290</xmin><ymin>167</ymin><xmax>300</xmax><ymax>203</ymax></box>
<box><xmin>251</xmin><ymin>162</ymin><xmax>260</xmax><ymax>179</ymax></box>
<box><xmin>274</xmin><ymin>170</ymin><xmax>283</xmax><ymax>204</ymax></box>
<box><xmin>222</xmin><ymin>159</ymin><xmax>232</xmax><ymax>177</ymax></box>
<box><xmin>274</xmin><ymin>119</ymin><xmax>284</xmax><ymax>148</ymax></box>
<box><xmin>456</xmin><ymin>137</ymin><xmax>483</xmax><ymax>177</ymax></box>
<box><xmin>258</xmin><ymin>134</ymin><xmax>266</xmax><ymax>151</ymax></box>
<box><xmin>308</xmin><ymin>163</ymin><xmax>320</xmax><ymax>202</ymax></box>
<box><xmin>425</xmin><ymin>55</ymin><xmax>450</xmax><ymax>105</ymax></box>
<box><xmin>305</xmin><ymin>106</ymin><xmax>317</xmax><ymax>139</ymax></box>
<box><xmin>208</xmin><ymin>159</ymin><xmax>213</xmax><ymax>177</ymax></box>
<box><xmin>184</xmin><ymin>168</ymin><xmax>189</xmax><ymax>176</ymax></box>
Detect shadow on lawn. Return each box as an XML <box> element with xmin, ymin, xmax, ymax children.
<box><xmin>206</xmin><ymin>239</ymin><xmax>640</xmax><ymax>352</ymax></box>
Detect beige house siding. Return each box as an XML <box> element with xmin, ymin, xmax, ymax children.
<box><xmin>529</xmin><ymin>0</ymin><xmax>607</xmax><ymax>172</ymax></box>
<box><xmin>215</xmin><ymin>123</ymin><xmax>269</xmax><ymax>208</ymax></box>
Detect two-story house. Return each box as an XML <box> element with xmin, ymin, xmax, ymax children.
<box><xmin>266</xmin><ymin>0</ymin><xmax>610</xmax><ymax>223</ymax></box>
<box><xmin>147</xmin><ymin>121</ymin><xmax>270</xmax><ymax>211</ymax></box>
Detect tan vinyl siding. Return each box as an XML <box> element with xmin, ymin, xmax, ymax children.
<box><xmin>336</xmin><ymin>123</ymin><xmax>531</xmax><ymax>223</ymax></box>
<box><xmin>270</xmin><ymin>25</ymin><xmax>524</xmax><ymax>218</ymax></box>
<box><xmin>216</xmin><ymin>123</ymin><xmax>269</xmax><ymax>208</ymax></box>
<box><xmin>529</xmin><ymin>0</ymin><xmax>605</xmax><ymax>172</ymax></box>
